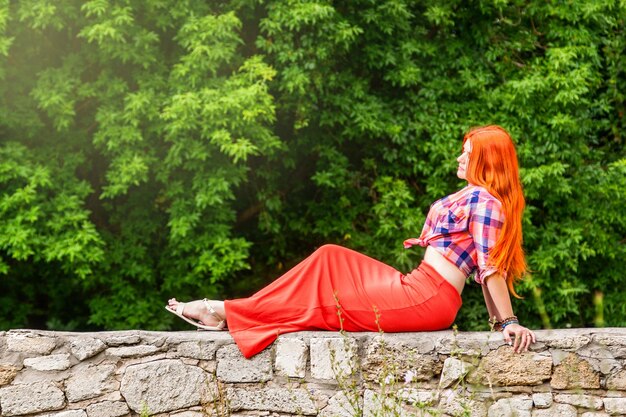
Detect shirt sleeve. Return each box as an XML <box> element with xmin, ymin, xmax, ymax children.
<box><xmin>469</xmin><ymin>198</ymin><xmax>505</xmax><ymax>285</ymax></box>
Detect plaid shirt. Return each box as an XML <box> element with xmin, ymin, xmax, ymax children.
<box><xmin>404</xmin><ymin>185</ymin><xmax>504</xmax><ymax>284</ymax></box>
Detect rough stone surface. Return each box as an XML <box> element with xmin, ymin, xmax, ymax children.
<box><xmin>531</xmin><ymin>404</ymin><xmax>577</xmax><ymax>417</ymax></box>
<box><xmin>532</xmin><ymin>392</ymin><xmax>553</xmax><ymax>409</ymax></box>
<box><xmin>6</xmin><ymin>333</ymin><xmax>56</xmax><ymax>355</ymax></box>
<box><xmin>106</xmin><ymin>345</ymin><xmax>159</xmax><ymax>358</ymax></box>
<box><xmin>85</xmin><ymin>401</ymin><xmax>130</xmax><ymax>417</ymax></box>
<box><xmin>550</xmin><ymin>353</ymin><xmax>600</xmax><ymax>389</ymax></box>
<box><xmin>362</xmin><ymin>389</ymin><xmax>439</xmax><ymax>416</ymax></box>
<box><xmin>438</xmin><ymin>389</ymin><xmax>487</xmax><ymax>417</ymax></box>
<box><xmin>1</xmin><ymin>329</ymin><xmax>626</xmax><ymax>417</ymax></box>
<box><xmin>105</xmin><ymin>334</ymin><xmax>140</xmax><ymax>346</ymax></box>
<box><xmin>216</xmin><ymin>344</ymin><xmax>272</xmax><ymax>382</ymax></box>
<box><xmin>544</xmin><ymin>333</ymin><xmax>592</xmax><ymax>350</ymax></box>
<box><xmin>319</xmin><ymin>392</ymin><xmax>360</xmax><ymax>417</ymax></box>
<box><xmin>606</xmin><ymin>369</ymin><xmax>626</xmax><ymax>390</ymax></box>
<box><xmin>176</xmin><ymin>340</ymin><xmax>217</xmax><ymax>360</ymax></box>
<box><xmin>0</xmin><ymin>381</ymin><xmax>65</xmax><ymax>416</ymax></box>
<box><xmin>488</xmin><ymin>396</ymin><xmax>532</xmax><ymax>417</ymax></box>
<box><xmin>275</xmin><ymin>337</ymin><xmax>308</xmax><ymax>378</ymax></box>
<box><xmin>554</xmin><ymin>393</ymin><xmax>603</xmax><ymax>410</ymax></box>
<box><xmin>66</xmin><ymin>364</ymin><xmax>116</xmax><ymax>402</ymax></box>
<box><xmin>396</xmin><ymin>388</ymin><xmax>438</xmax><ymax>406</ymax></box>
<box><xmin>311</xmin><ymin>337</ymin><xmax>358</xmax><ymax>380</ymax></box>
<box><xmin>23</xmin><ymin>354</ymin><xmax>71</xmax><ymax>371</ymax></box>
<box><xmin>39</xmin><ymin>411</ymin><xmax>88</xmax><ymax>417</ymax></box>
<box><xmin>363</xmin><ymin>389</ymin><xmax>405</xmax><ymax>417</ymax></box>
<box><xmin>120</xmin><ymin>359</ymin><xmax>207</xmax><ymax>414</ymax></box>
<box><xmin>363</xmin><ymin>336</ymin><xmax>441</xmax><ymax>382</ymax></box>
<box><xmin>469</xmin><ymin>346</ymin><xmax>552</xmax><ymax>386</ymax></box>
<box><xmin>439</xmin><ymin>357</ymin><xmax>474</xmax><ymax>388</ymax></box>
<box><xmin>171</xmin><ymin>411</ymin><xmax>204</xmax><ymax>417</ymax></box>
<box><xmin>0</xmin><ymin>365</ymin><xmax>18</xmax><ymax>386</ymax></box>
<box><xmin>70</xmin><ymin>337</ymin><xmax>106</xmax><ymax>361</ymax></box>
<box><xmin>604</xmin><ymin>398</ymin><xmax>626</xmax><ymax>415</ymax></box>
<box><xmin>228</xmin><ymin>387</ymin><xmax>317</xmax><ymax>415</ymax></box>
<box><xmin>435</xmin><ymin>331</ymin><xmax>490</xmax><ymax>356</ymax></box>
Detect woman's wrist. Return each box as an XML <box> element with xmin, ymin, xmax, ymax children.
<box><xmin>489</xmin><ymin>315</ymin><xmax>519</xmax><ymax>332</ymax></box>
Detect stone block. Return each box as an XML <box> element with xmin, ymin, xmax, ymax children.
<box><xmin>550</xmin><ymin>353</ymin><xmax>600</xmax><ymax>389</ymax></box>
<box><xmin>105</xmin><ymin>334</ymin><xmax>141</xmax><ymax>346</ymax></box>
<box><xmin>362</xmin><ymin>336</ymin><xmax>441</xmax><ymax>383</ymax></box>
<box><xmin>606</xmin><ymin>369</ymin><xmax>626</xmax><ymax>390</ymax></box>
<box><xmin>363</xmin><ymin>388</ymin><xmax>439</xmax><ymax>416</ymax></box>
<box><xmin>216</xmin><ymin>344</ymin><xmax>272</xmax><ymax>383</ymax></box>
<box><xmin>275</xmin><ymin>337</ymin><xmax>308</xmax><ymax>378</ymax></box>
<box><xmin>439</xmin><ymin>357</ymin><xmax>474</xmax><ymax>388</ymax></box>
<box><xmin>488</xmin><ymin>396</ymin><xmax>532</xmax><ymax>417</ymax></box>
<box><xmin>363</xmin><ymin>389</ymin><xmax>404</xmax><ymax>417</ymax></box>
<box><xmin>604</xmin><ymin>398</ymin><xmax>626</xmax><ymax>416</ymax></box>
<box><xmin>120</xmin><ymin>359</ymin><xmax>207</xmax><ymax>414</ymax></box>
<box><xmin>532</xmin><ymin>392</ymin><xmax>553</xmax><ymax>409</ymax></box>
<box><xmin>531</xmin><ymin>404</ymin><xmax>577</xmax><ymax>417</ymax></box>
<box><xmin>545</xmin><ymin>334</ymin><xmax>592</xmax><ymax>350</ymax></box>
<box><xmin>70</xmin><ymin>337</ymin><xmax>106</xmax><ymax>361</ymax></box>
<box><xmin>7</xmin><ymin>333</ymin><xmax>56</xmax><ymax>355</ymax></box>
<box><xmin>554</xmin><ymin>393</ymin><xmax>603</xmax><ymax>410</ymax></box>
<box><xmin>319</xmin><ymin>391</ymin><xmax>360</xmax><ymax>417</ymax></box>
<box><xmin>39</xmin><ymin>411</ymin><xmax>88</xmax><ymax>417</ymax></box>
<box><xmin>435</xmin><ymin>331</ymin><xmax>490</xmax><ymax>356</ymax></box>
<box><xmin>468</xmin><ymin>346</ymin><xmax>552</xmax><ymax>386</ymax></box>
<box><xmin>396</xmin><ymin>388</ymin><xmax>438</xmax><ymax>406</ymax></box>
<box><xmin>24</xmin><ymin>353</ymin><xmax>71</xmax><ymax>371</ymax></box>
<box><xmin>0</xmin><ymin>365</ymin><xmax>18</xmax><ymax>386</ymax></box>
<box><xmin>0</xmin><ymin>381</ymin><xmax>65</xmax><ymax>416</ymax></box>
<box><xmin>580</xmin><ymin>412</ymin><xmax>610</xmax><ymax>417</ymax></box>
<box><xmin>551</xmin><ymin>349</ymin><xmax>572</xmax><ymax>365</ymax></box>
<box><xmin>106</xmin><ymin>345</ymin><xmax>159</xmax><ymax>358</ymax></box>
<box><xmin>311</xmin><ymin>337</ymin><xmax>358</xmax><ymax>380</ymax></box>
<box><xmin>66</xmin><ymin>364</ymin><xmax>116</xmax><ymax>402</ymax></box>
<box><xmin>171</xmin><ymin>411</ymin><xmax>204</xmax><ymax>417</ymax></box>
<box><xmin>228</xmin><ymin>387</ymin><xmax>317</xmax><ymax>415</ymax></box>
<box><xmin>438</xmin><ymin>389</ymin><xmax>487</xmax><ymax>417</ymax></box>
<box><xmin>176</xmin><ymin>340</ymin><xmax>217</xmax><ymax>360</ymax></box>
<box><xmin>86</xmin><ymin>401</ymin><xmax>130</xmax><ymax>417</ymax></box>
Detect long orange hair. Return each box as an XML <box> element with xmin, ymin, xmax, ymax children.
<box><xmin>463</xmin><ymin>125</ymin><xmax>527</xmax><ymax>297</ymax></box>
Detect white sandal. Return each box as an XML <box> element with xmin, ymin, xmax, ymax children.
<box><xmin>165</xmin><ymin>298</ymin><xmax>226</xmax><ymax>331</ymax></box>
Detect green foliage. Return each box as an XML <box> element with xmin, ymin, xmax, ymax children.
<box><xmin>0</xmin><ymin>0</ymin><xmax>624</xmax><ymax>332</ymax></box>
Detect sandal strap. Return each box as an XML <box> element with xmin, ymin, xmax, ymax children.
<box><xmin>202</xmin><ymin>298</ymin><xmax>226</xmax><ymax>329</ymax></box>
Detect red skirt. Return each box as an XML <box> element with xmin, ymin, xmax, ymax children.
<box><xmin>224</xmin><ymin>244</ymin><xmax>462</xmax><ymax>358</ymax></box>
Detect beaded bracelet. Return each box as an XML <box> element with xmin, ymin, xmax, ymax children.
<box><xmin>489</xmin><ymin>315</ymin><xmax>519</xmax><ymax>332</ymax></box>
<box><xmin>500</xmin><ymin>319</ymin><xmax>519</xmax><ymax>331</ymax></box>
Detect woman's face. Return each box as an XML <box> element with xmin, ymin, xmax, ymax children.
<box><xmin>456</xmin><ymin>139</ymin><xmax>472</xmax><ymax>180</ymax></box>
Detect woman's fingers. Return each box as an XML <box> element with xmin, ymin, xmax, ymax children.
<box><xmin>503</xmin><ymin>326</ymin><xmax>537</xmax><ymax>353</ymax></box>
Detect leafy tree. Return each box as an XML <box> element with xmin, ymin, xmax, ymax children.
<box><xmin>0</xmin><ymin>0</ymin><xmax>624</xmax><ymax>332</ymax></box>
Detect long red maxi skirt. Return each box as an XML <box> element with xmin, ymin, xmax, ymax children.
<box><xmin>224</xmin><ymin>244</ymin><xmax>462</xmax><ymax>358</ymax></box>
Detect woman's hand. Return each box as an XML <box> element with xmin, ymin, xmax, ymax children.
<box><xmin>502</xmin><ymin>323</ymin><xmax>537</xmax><ymax>353</ymax></box>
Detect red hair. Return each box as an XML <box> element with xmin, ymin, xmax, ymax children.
<box><xmin>464</xmin><ymin>125</ymin><xmax>527</xmax><ymax>297</ymax></box>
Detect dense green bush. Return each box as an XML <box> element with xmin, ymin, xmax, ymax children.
<box><xmin>0</xmin><ymin>0</ymin><xmax>624</xmax><ymax>332</ymax></box>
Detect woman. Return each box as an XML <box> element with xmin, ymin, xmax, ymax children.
<box><xmin>166</xmin><ymin>125</ymin><xmax>537</xmax><ymax>359</ymax></box>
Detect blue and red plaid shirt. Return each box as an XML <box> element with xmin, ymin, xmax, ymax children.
<box><xmin>404</xmin><ymin>185</ymin><xmax>504</xmax><ymax>284</ymax></box>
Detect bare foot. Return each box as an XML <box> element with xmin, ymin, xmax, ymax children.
<box><xmin>167</xmin><ymin>298</ymin><xmax>226</xmax><ymax>328</ymax></box>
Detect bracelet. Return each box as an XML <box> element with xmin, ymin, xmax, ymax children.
<box><xmin>489</xmin><ymin>315</ymin><xmax>518</xmax><ymax>332</ymax></box>
<box><xmin>500</xmin><ymin>319</ymin><xmax>519</xmax><ymax>331</ymax></box>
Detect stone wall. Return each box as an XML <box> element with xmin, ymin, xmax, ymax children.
<box><xmin>1</xmin><ymin>328</ymin><xmax>626</xmax><ymax>417</ymax></box>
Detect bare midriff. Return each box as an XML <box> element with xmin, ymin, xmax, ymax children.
<box><xmin>423</xmin><ymin>245</ymin><xmax>466</xmax><ymax>295</ymax></box>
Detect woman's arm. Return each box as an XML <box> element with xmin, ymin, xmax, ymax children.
<box><xmin>484</xmin><ymin>273</ymin><xmax>536</xmax><ymax>353</ymax></box>
<box><xmin>481</xmin><ymin>283</ymin><xmax>499</xmax><ymax>324</ymax></box>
